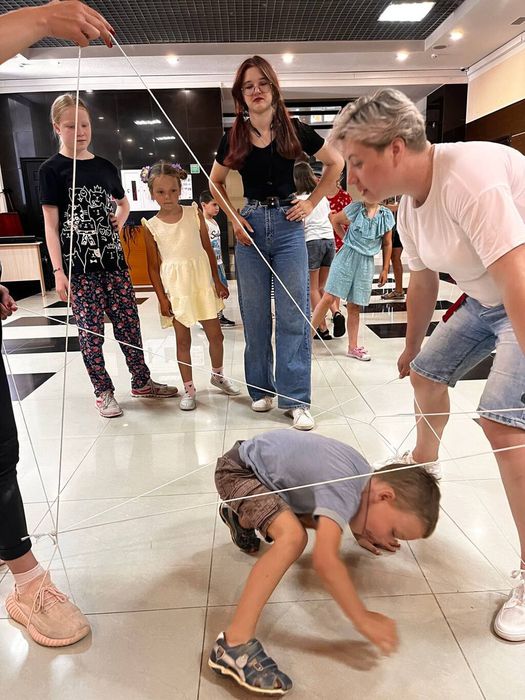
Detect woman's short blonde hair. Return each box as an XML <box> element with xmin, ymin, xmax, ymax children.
<box><xmin>331</xmin><ymin>88</ymin><xmax>427</xmax><ymax>152</ymax></box>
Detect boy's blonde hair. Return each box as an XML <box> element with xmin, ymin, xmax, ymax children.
<box><xmin>374</xmin><ymin>463</ymin><xmax>441</xmax><ymax>537</ymax></box>
<box><xmin>330</xmin><ymin>88</ymin><xmax>427</xmax><ymax>152</ymax></box>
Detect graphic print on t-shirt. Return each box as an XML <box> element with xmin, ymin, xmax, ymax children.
<box><xmin>62</xmin><ymin>184</ymin><xmax>125</xmax><ymax>273</ymax></box>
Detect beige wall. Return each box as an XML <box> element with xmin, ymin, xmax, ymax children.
<box><xmin>467</xmin><ymin>44</ymin><xmax>525</xmax><ymax>123</ymax></box>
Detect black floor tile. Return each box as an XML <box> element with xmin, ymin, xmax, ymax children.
<box><xmin>362</xmin><ymin>299</ymin><xmax>453</xmax><ymax>314</ymax></box>
<box><xmin>370</xmin><ymin>288</ymin><xmax>407</xmax><ymax>296</ymax></box>
<box><xmin>136</xmin><ymin>297</ymin><xmax>148</xmax><ymax>305</ymax></box>
<box><xmin>3</xmin><ymin>336</ymin><xmax>80</xmax><ymax>354</ymax></box>
<box><xmin>5</xmin><ymin>316</ymin><xmax>69</xmax><ymax>327</ymax></box>
<box><xmin>367</xmin><ymin>321</ymin><xmax>439</xmax><ymax>339</ymax></box>
<box><xmin>45</xmin><ymin>301</ymin><xmax>69</xmax><ymax>308</ymax></box>
<box><xmin>7</xmin><ymin>372</ymin><xmax>55</xmax><ymax>400</ymax></box>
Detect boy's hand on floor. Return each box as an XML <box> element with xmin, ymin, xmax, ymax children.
<box><xmin>353</xmin><ymin>532</ymin><xmax>400</xmax><ymax>555</ymax></box>
<box><xmin>355</xmin><ymin>610</ymin><xmax>398</xmax><ymax>655</ymax></box>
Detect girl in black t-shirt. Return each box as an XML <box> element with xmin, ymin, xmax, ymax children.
<box><xmin>40</xmin><ymin>94</ymin><xmax>178</xmax><ymax>417</ymax></box>
<box><xmin>210</xmin><ymin>56</ymin><xmax>343</xmax><ymax>432</ymax></box>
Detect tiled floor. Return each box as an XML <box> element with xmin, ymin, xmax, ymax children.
<box><xmin>0</xmin><ymin>275</ymin><xmax>522</xmax><ymax>700</ymax></box>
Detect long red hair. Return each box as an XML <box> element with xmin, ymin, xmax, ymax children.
<box><xmin>224</xmin><ymin>55</ymin><xmax>302</xmax><ymax>170</ymax></box>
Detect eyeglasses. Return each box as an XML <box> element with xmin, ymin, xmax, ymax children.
<box><xmin>241</xmin><ymin>79</ymin><xmax>273</xmax><ymax>96</ymax></box>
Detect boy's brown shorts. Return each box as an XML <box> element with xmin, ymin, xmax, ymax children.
<box><xmin>215</xmin><ymin>441</ymin><xmax>291</xmax><ymax>538</ymax></box>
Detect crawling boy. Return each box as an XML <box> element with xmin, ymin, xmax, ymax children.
<box><xmin>209</xmin><ymin>429</ymin><xmax>440</xmax><ymax>695</ymax></box>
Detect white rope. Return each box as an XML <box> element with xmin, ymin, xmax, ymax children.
<box><xmin>54</xmin><ymin>46</ymin><xmax>82</xmax><ymax>536</ymax></box>
<box><xmin>26</xmin><ymin>444</ymin><xmax>525</xmax><ymax>540</ymax></box>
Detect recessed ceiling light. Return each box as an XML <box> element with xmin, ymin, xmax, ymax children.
<box><xmin>183</xmin><ymin>89</ymin><xmax>190</xmax><ymax>93</ymax></box>
<box><xmin>450</xmin><ymin>30</ymin><xmax>463</xmax><ymax>41</ymax></box>
<box><xmin>156</xmin><ymin>135</ymin><xmax>176</xmax><ymax>141</ymax></box>
<box><xmin>126</xmin><ymin>138</ymin><xmax>133</xmax><ymax>143</ymax></box>
<box><xmin>98</xmin><ymin>116</ymin><xmax>104</xmax><ymax>120</ymax></box>
<box><xmin>396</xmin><ymin>51</ymin><xmax>409</xmax><ymax>62</ymax></box>
<box><xmin>170</xmin><ymin>153</ymin><xmax>175</xmax><ymax>157</ymax></box>
<box><xmin>379</xmin><ymin>2</ymin><xmax>435</xmax><ymax>22</ymax></box>
<box><xmin>139</xmin><ymin>146</ymin><xmax>144</xmax><ymax>150</ymax></box>
<box><xmin>166</xmin><ymin>54</ymin><xmax>179</xmax><ymax>65</ymax></box>
<box><xmin>134</xmin><ymin>119</ymin><xmax>162</xmax><ymax>126</ymax></box>
<box><xmin>282</xmin><ymin>53</ymin><xmax>294</xmax><ymax>64</ymax></box>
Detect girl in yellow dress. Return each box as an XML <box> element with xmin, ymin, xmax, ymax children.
<box><xmin>142</xmin><ymin>161</ymin><xmax>240</xmax><ymax>410</ymax></box>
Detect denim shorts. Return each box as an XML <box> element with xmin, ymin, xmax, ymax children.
<box><xmin>306</xmin><ymin>238</ymin><xmax>335</xmax><ymax>271</ymax></box>
<box><xmin>411</xmin><ymin>296</ymin><xmax>525</xmax><ymax>429</ymax></box>
<box><xmin>215</xmin><ymin>442</ymin><xmax>291</xmax><ymax>537</ymax></box>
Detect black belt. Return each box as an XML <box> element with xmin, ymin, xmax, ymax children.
<box><xmin>247</xmin><ymin>196</ymin><xmax>294</xmax><ymax>208</ymax></box>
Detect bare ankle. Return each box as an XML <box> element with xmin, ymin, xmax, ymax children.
<box><xmin>225</xmin><ymin>629</ymin><xmax>251</xmax><ymax>647</ymax></box>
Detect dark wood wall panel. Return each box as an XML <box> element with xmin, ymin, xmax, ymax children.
<box><xmin>466</xmin><ymin>99</ymin><xmax>525</xmax><ymax>154</ymax></box>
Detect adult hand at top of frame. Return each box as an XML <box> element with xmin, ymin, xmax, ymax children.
<box><xmin>354</xmin><ymin>610</ymin><xmax>399</xmax><ymax>655</ymax></box>
<box><xmin>286</xmin><ymin>197</ymin><xmax>314</xmax><ymax>222</ymax></box>
<box><xmin>35</xmin><ymin>1</ymin><xmax>114</xmax><ymax>48</ymax></box>
<box><xmin>232</xmin><ymin>214</ymin><xmax>254</xmax><ymax>246</ymax></box>
<box><xmin>397</xmin><ymin>346</ymin><xmax>419</xmax><ymax>379</ymax></box>
<box><xmin>0</xmin><ymin>284</ymin><xmax>17</xmax><ymax>321</ymax></box>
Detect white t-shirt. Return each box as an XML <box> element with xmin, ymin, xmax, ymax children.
<box><xmin>397</xmin><ymin>142</ymin><xmax>525</xmax><ymax>306</ymax></box>
<box><xmin>296</xmin><ymin>194</ymin><xmax>334</xmax><ymax>242</ymax></box>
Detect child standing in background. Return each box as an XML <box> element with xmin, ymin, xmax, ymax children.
<box><xmin>199</xmin><ymin>190</ymin><xmax>236</xmax><ymax>327</ymax></box>
<box><xmin>142</xmin><ymin>162</ymin><xmax>240</xmax><ymax>411</ymax></box>
<box><xmin>293</xmin><ymin>162</ymin><xmax>336</xmax><ymax>341</ymax></box>
<box><xmin>40</xmin><ymin>94</ymin><xmax>178</xmax><ymax>419</ymax></box>
<box><xmin>312</xmin><ymin>200</ymin><xmax>394</xmax><ymax>361</ymax></box>
<box><xmin>326</xmin><ymin>174</ymin><xmax>352</xmax><ymax>338</ymax></box>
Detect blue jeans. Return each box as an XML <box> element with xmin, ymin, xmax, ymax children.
<box><xmin>236</xmin><ymin>203</ymin><xmax>311</xmax><ymax>409</ymax></box>
<box><xmin>411</xmin><ymin>296</ymin><xmax>525</xmax><ymax>429</ymax></box>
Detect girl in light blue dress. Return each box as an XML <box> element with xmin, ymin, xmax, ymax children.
<box><xmin>311</xmin><ymin>200</ymin><xmax>394</xmax><ymax>360</ymax></box>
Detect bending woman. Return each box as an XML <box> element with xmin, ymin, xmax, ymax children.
<box><xmin>331</xmin><ymin>88</ymin><xmax>525</xmax><ymax>642</ymax></box>
<box><xmin>210</xmin><ymin>55</ymin><xmax>343</xmax><ymax>431</ymax></box>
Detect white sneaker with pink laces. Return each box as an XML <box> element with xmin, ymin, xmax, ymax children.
<box><xmin>347</xmin><ymin>346</ymin><xmax>371</xmax><ymax>362</ymax></box>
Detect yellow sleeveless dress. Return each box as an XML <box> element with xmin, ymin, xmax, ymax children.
<box><xmin>142</xmin><ymin>203</ymin><xmax>224</xmax><ymax>328</ymax></box>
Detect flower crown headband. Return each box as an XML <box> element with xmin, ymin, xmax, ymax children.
<box><xmin>140</xmin><ymin>162</ymin><xmax>185</xmax><ymax>184</ymax></box>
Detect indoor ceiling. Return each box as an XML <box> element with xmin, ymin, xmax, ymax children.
<box><xmin>0</xmin><ymin>0</ymin><xmax>466</xmax><ymax>45</ymax></box>
<box><xmin>0</xmin><ymin>0</ymin><xmax>523</xmax><ymax>107</ymax></box>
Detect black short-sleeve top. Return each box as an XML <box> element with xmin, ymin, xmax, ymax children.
<box><xmin>215</xmin><ymin>118</ymin><xmax>324</xmax><ymax>201</ymax></box>
<box><xmin>39</xmin><ymin>153</ymin><xmax>127</xmax><ymax>275</ymax></box>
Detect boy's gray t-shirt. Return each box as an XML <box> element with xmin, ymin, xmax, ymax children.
<box><xmin>238</xmin><ymin>430</ymin><xmax>372</xmax><ymax>531</ymax></box>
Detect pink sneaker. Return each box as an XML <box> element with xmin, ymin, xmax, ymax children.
<box><xmin>5</xmin><ymin>573</ymin><xmax>91</xmax><ymax>647</ymax></box>
<box><xmin>131</xmin><ymin>378</ymin><xmax>179</xmax><ymax>398</ymax></box>
<box><xmin>347</xmin><ymin>346</ymin><xmax>371</xmax><ymax>362</ymax></box>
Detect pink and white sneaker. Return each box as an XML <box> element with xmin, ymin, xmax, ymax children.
<box><xmin>131</xmin><ymin>379</ymin><xmax>179</xmax><ymax>398</ymax></box>
<box><xmin>347</xmin><ymin>346</ymin><xmax>371</xmax><ymax>362</ymax></box>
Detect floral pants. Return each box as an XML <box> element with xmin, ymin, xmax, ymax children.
<box><xmin>70</xmin><ymin>270</ymin><xmax>150</xmax><ymax>396</ymax></box>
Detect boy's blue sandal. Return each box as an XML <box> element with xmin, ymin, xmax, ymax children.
<box><xmin>219</xmin><ymin>503</ymin><xmax>260</xmax><ymax>553</ymax></box>
<box><xmin>209</xmin><ymin>632</ymin><xmax>293</xmax><ymax>695</ymax></box>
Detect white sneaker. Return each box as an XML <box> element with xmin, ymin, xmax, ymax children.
<box><xmin>251</xmin><ymin>397</ymin><xmax>274</xmax><ymax>412</ymax></box>
<box><xmin>210</xmin><ymin>374</ymin><xmax>241</xmax><ymax>396</ymax></box>
<box><xmin>284</xmin><ymin>406</ymin><xmax>315</xmax><ymax>431</ymax></box>
<box><xmin>95</xmin><ymin>391</ymin><xmax>123</xmax><ymax>418</ymax></box>
<box><xmin>494</xmin><ymin>570</ymin><xmax>525</xmax><ymax>641</ymax></box>
<box><xmin>374</xmin><ymin>450</ymin><xmax>442</xmax><ymax>480</ymax></box>
<box><xmin>180</xmin><ymin>391</ymin><xmax>197</xmax><ymax>411</ymax></box>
